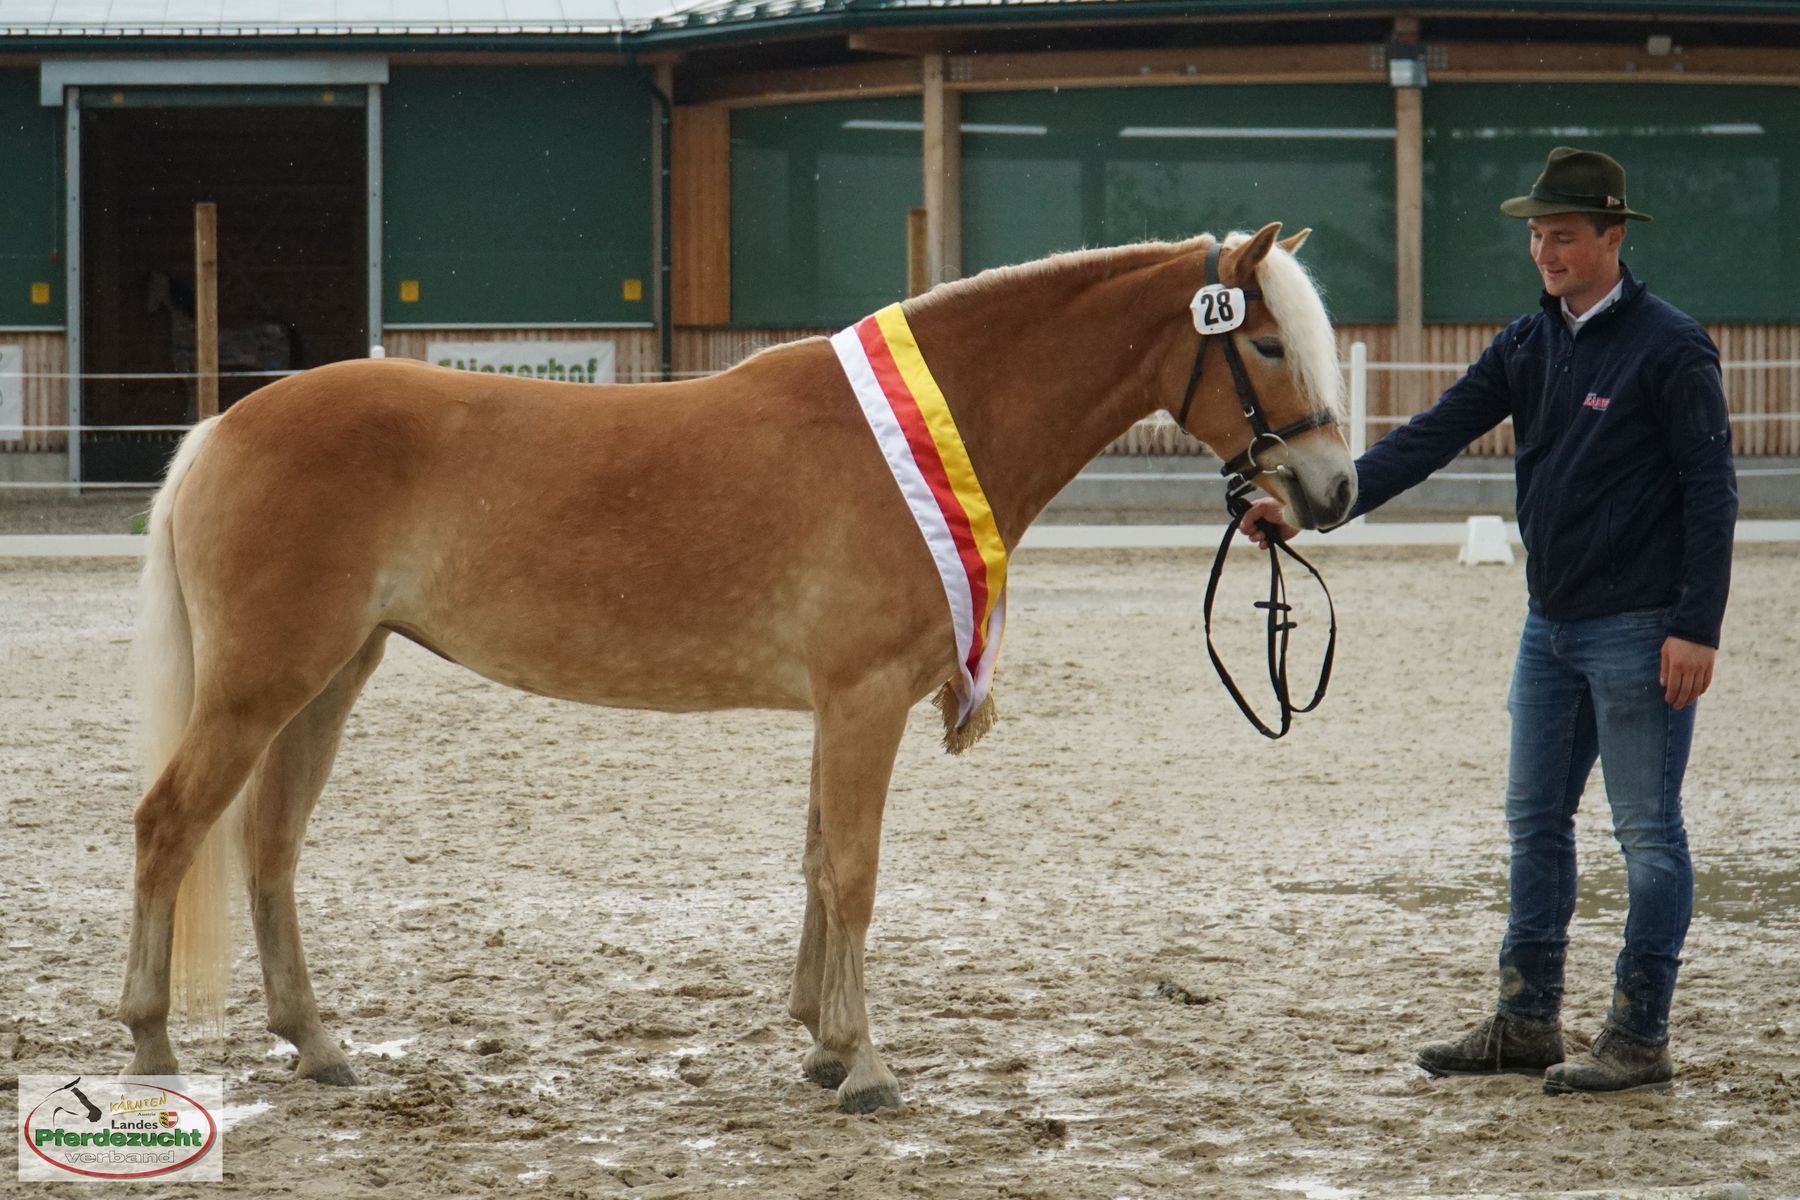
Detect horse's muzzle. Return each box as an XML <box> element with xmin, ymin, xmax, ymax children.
<box><xmin>1286</xmin><ymin>465</ymin><xmax>1357</xmax><ymax>530</ymax></box>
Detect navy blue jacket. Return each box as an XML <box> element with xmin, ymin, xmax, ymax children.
<box><xmin>1349</xmin><ymin>265</ymin><xmax>1737</xmax><ymax>647</ymax></box>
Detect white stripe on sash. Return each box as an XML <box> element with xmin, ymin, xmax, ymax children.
<box><xmin>831</xmin><ymin>325</ymin><xmax>982</xmax><ymax>722</ymax></box>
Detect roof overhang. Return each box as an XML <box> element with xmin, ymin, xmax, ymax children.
<box><xmin>38</xmin><ymin>54</ymin><xmax>389</xmax><ymax>104</ymax></box>
<box><xmin>4</xmin><ymin>0</ymin><xmax>1799</xmax><ymax>51</ymax></box>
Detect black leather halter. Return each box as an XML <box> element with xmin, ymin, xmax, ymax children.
<box><xmin>1175</xmin><ymin>240</ymin><xmax>1337</xmax><ymax>740</ymax></box>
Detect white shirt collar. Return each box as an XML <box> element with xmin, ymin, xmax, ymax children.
<box><xmin>1561</xmin><ymin>277</ymin><xmax>1624</xmax><ymax>336</ymax></box>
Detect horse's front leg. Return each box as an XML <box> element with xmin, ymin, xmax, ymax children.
<box><xmin>788</xmin><ymin>728</ymin><xmax>849</xmax><ymax>1089</ymax></box>
<box><xmin>790</xmin><ymin>677</ymin><xmax>909</xmax><ymax>1113</ymax></box>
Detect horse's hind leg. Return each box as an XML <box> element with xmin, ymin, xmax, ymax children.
<box><xmin>122</xmin><ymin>701</ymin><xmax>297</xmax><ymax>1075</ymax></box>
<box><xmin>242</xmin><ymin>631</ymin><xmax>388</xmax><ymax>1085</ymax></box>
<box><xmin>788</xmin><ymin>677</ymin><xmax>910</xmax><ymax>1113</ymax></box>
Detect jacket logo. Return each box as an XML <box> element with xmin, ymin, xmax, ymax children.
<box><xmin>1583</xmin><ymin>393</ymin><xmax>1611</xmax><ymax>411</ymax></box>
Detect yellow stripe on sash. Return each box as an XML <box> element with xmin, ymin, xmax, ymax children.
<box><xmin>871</xmin><ymin>304</ymin><xmax>1009</xmax><ymax>634</ymax></box>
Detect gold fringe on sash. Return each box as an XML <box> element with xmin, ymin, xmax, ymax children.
<box><xmin>935</xmin><ymin>682</ymin><xmax>999</xmax><ymax>755</ymax></box>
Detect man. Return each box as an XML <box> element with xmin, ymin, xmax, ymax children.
<box><xmin>1240</xmin><ymin>147</ymin><xmax>1737</xmax><ymax>1093</ymax></box>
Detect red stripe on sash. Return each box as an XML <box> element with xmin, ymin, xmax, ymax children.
<box><xmin>856</xmin><ymin>317</ymin><xmax>991</xmax><ymax>671</ymax></box>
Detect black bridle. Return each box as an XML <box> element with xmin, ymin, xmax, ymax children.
<box><xmin>1175</xmin><ymin>241</ymin><xmax>1338</xmax><ymax>740</ymax></box>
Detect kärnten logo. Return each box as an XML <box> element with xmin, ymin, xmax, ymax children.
<box><xmin>17</xmin><ymin>1075</ymin><xmax>221</xmax><ymax>1182</ymax></box>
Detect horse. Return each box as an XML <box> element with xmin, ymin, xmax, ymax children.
<box><xmin>121</xmin><ymin>221</ymin><xmax>1355</xmax><ymax>1114</ymax></box>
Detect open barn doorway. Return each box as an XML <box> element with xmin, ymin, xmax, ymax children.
<box><xmin>79</xmin><ymin>93</ymin><xmax>367</xmax><ymax>482</ymax></box>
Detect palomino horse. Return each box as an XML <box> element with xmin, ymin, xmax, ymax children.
<box><xmin>122</xmin><ymin>222</ymin><xmax>1355</xmax><ymax>1113</ymax></box>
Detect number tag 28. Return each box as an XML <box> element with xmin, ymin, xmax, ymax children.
<box><xmin>1190</xmin><ymin>284</ymin><xmax>1247</xmax><ymax>335</ymax></box>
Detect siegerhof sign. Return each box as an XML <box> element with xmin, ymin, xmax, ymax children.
<box><xmin>426</xmin><ymin>340</ymin><xmax>616</xmax><ymax>384</ymax></box>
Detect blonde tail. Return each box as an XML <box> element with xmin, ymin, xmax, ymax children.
<box><xmin>133</xmin><ymin>416</ymin><xmax>240</xmax><ymax>1030</ymax></box>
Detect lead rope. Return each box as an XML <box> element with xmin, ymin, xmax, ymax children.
<box><xmin>1201</xmin><ymin>476</ymin><xmax>1338</xmax><ymax>740</ymax></box>
<box><xmin>1182</xmin><ymin>239</ymin><xmax>1338</xmax><ymax>740</ymax></box>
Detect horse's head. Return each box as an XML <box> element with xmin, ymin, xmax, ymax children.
<box><xmin>1160</xmin><ymin>223</ymin><xmax>1356</xmax><ymax>530</ymax></box>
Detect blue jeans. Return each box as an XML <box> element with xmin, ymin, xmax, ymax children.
<box><xmin>1496</xmin><ymin>608</ymin><xmax>1696</xmax><ymax>1044</ymax></box>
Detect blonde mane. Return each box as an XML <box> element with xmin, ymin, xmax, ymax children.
<box><xmin>913</xmin><ymin>233</ymin><xmax>1342</xmax><ymax>424</ymax></box>
<box><xmin>1223</xmin><ymin>230</ymin><xmax>1344</xmax><ymax>423</ymax></box>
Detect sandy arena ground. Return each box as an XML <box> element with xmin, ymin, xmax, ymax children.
<box><xmin>3</xmin><ymin>545</ymin><xmax>1797</xmax><ymax>1199</ymax></box>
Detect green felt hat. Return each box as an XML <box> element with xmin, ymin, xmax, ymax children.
<box><xmin>1500</xmin><ymin>146</ymin><xmax>1651</xmax><ymax>222</ymax></box>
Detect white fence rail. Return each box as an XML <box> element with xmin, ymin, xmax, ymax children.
<box><xmin>2</xmin><ymin>345</ymin><xmax>1798</xmax><ymax>491</ymax></box>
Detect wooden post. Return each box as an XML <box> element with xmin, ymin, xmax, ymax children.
<box><xmin>906</xmin><ymin>207</ymin><xmax>929</xmax><ymax>297</ymax></box>
<box><xmin>671</xmin><ymin>105</ymin><xmax>732</xmax><ymax>326</ymax></box>
<box><xmin>1392</xmin><ymin>18</ymin><xmax>1425</xmax><ymax>418</ymax></box>
<box><xmin>652</xmin><ymin>63</ymin><xmax>675</xmax><ymax>381</ymax></box>
<box><xmin>194</xmin><ymin>202</ymin><xmax>219</xmax><ymax>420</ymax></box>
<box><xmin>922</xmin><ymin>55</ymin><xmax>962</xmax><ymax>285</ymax></box>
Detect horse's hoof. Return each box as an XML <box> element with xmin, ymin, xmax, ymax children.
<box><xmin>127</xmin><ymin>1052</ymin><xmax>179</xmax><ymax>1076</ymax></box>
<box><xmin>836</xmin><ymin>1081</ymin><xmax>903</xmax><ymax>1114</ymax></box>
<box><xmin>296</xmin><ymin>1058</ymin><xmax>361</xmax><ymax>1087</ymax></box>
<box><xmin>802</xmin><ymin>1047</ymin><xmax>848</xmax><ymax>1090</ymax></box>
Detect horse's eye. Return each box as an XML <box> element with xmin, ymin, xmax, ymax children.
<box><xmin>1252</xmin><ymin>337</ymin><xmax>1285</xmax><ymax>359</ymax></box>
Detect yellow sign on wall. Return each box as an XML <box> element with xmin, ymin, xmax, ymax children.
<box><xmin>399</xmin><ymin>280</ymin><xmax>420</xmax><ymax>303</ymax></box>
<box><xmin>621</xmin><ymin>279</ymin><xmax>643</xmax><ymax>302</ymax></box>
<box><xmin>30</xmin><ymin>282</ymin><xmax>50</xmax><ymax>305</ymax></box>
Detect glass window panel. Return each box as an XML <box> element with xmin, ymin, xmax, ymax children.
<box><xmin>963</xmin><ymin>157</ymin><xmax>1083</xmax><ymax>268</ymax></box>
<box><xmin>1424</xmin><ymin>84</ymin><xmax>1799</xmax><ymax>322</ymax></box>
<box><xmin>960</xmin><ymin>86</ymin><xmax>1397</xmax><ymax>322</ymax></box>
<box><xmin>731</xmin><ymin>98</ymin><xmax>922</xmax><ymax>327</ymax></box>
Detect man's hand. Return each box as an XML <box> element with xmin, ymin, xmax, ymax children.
<box><xmin>1236</xmin><ymin>496</ymin><xmax>1299</xmax><ymax>548</ymax></box>
<box><xmin>1660</xmin><ymin>636</ymin><xmax>1715</xmax><ymax>709</ymax></box>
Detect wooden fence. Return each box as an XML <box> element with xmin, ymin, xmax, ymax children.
<box><xmin>4</xmin><ymin>323</ymin><xmax>1797</xmax><ymax>459</ymax></box>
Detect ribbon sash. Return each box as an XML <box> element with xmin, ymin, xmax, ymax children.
<box><xmin>831</xmin><ymin>304</ymin><xmax>1008</xmax><ymax>729</ymax></box>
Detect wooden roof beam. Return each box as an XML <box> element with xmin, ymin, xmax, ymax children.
<box><xmin>947</xmin><ymin>44</ymin><xmax>1383</xmax><ymax>90</ymax></box>
<box><xmin>1413</xmin><ymin>6</ymin><xmax>1800</xmax><ymax>28</ymax></box>
<box><xmin>846</xmin><ymin>31</ymin><xmax>962</xmax><ymax>57</ymax></box>
<box><xmin>678</xmin><ymin>57</ymin><xmax>922</xmax><ymax>106</ymax></box>
<box><xmin>678</xmin><ymin>38</ymin><xmax>1800</xmax><ymax>107</ymax></box>
<box><xmin>1428</xmin><ymin>41</ymin><xmax>1800</xmax><ymax>83</ymax></box>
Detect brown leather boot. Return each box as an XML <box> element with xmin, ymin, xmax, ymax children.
<box><xmin>1415</xmin><ymin>1011</ymin><xmax>1565</xmax><ymax>1077</ymax></box>
<box><xmin>1542</xmin><ymin>1025</ymin><xmax>1673</xmax><ymax>1094</ymax></box>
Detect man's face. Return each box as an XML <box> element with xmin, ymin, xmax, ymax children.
<box><xmin>1528</xmin><ymin>213</ymin><xmax>1624</xmax><ymax>308</ymax></box>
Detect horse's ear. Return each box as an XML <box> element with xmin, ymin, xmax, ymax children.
<box><xmin>1278</xmin><ymin>228</ymin><xmax>1312</xmax><ymax>255</ymax></box>
<box><xmin>1221</xmin><ymin>222</ymin><xmax>1281</xmax><ymax>286</ymax></box>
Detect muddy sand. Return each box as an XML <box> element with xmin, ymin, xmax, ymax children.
<box><xmin>3</xmin><ymin>546</ymin><xmax>1797</xmax><ymax>1198</ymax></box>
